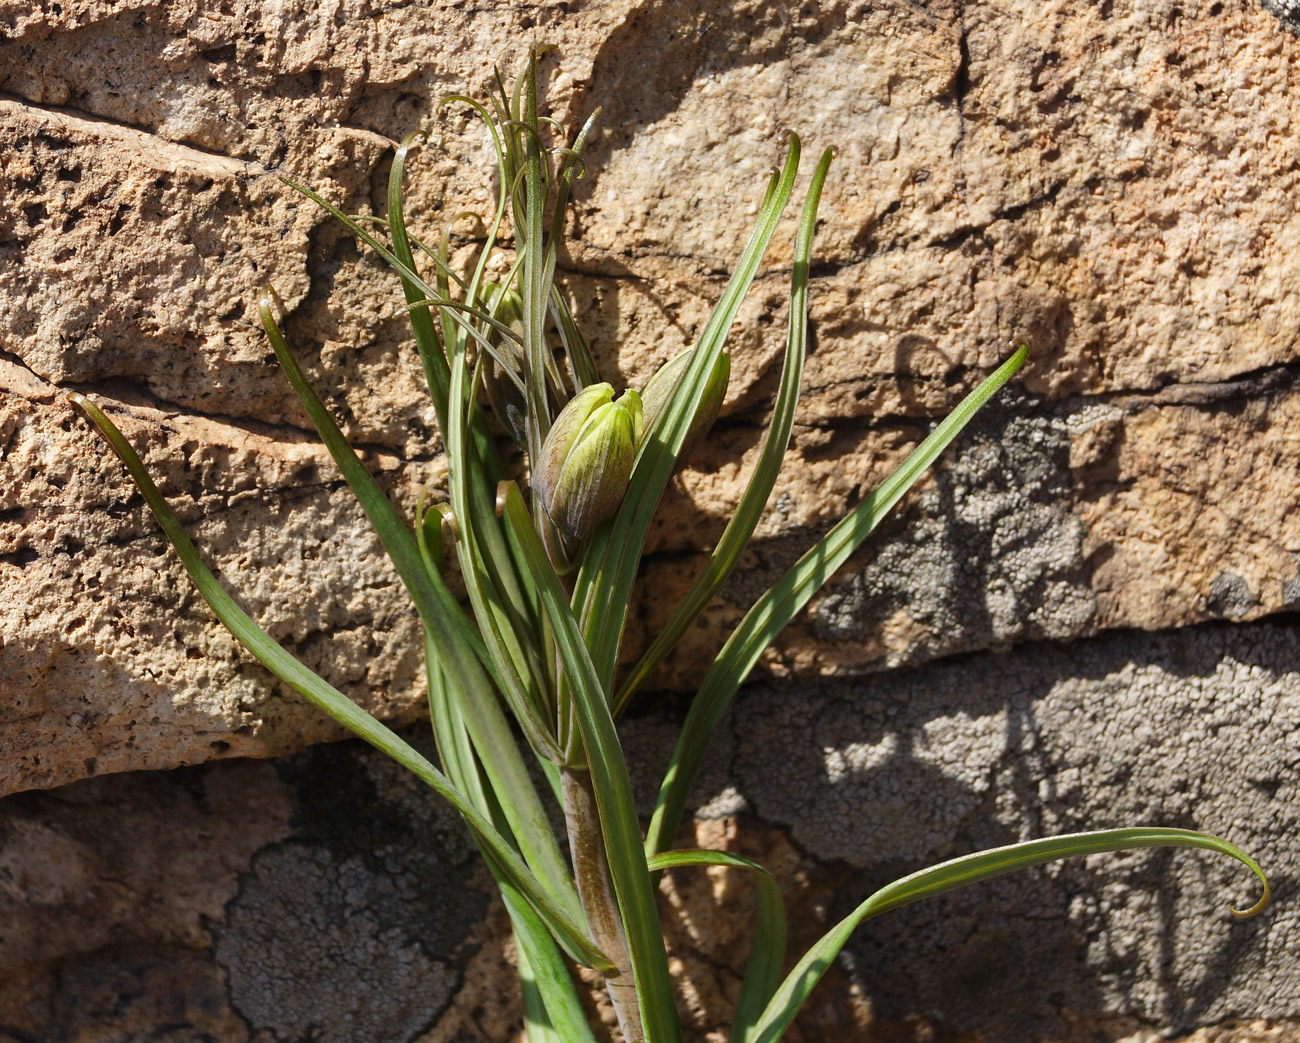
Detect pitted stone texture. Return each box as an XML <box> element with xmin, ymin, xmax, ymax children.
<box><xmin>215</xmin><ymin>738</ymin><xmax>485</xmax><ymax>1043</ymax></box>
<box><xmin>2</xmin><ymin>624</ymin><xmax>1296</xmax><ymax>1041</ymax></box>
<box><xmin>568</xmin><ymin>0</ymin><xmax>1300</xmax><ymax>400</ymax></box>
<box><xmin>634</xmin><ymin>374</ymin><xmax>1300</xmax><ymax>688</ymax></box>
<box><xmin>2</xmin><ymin>0</ymin><xmax>1300</xmax><ymax>795</ymax></box>
<box><xmin>0</xmin><ymin>361</ymin><xmax>433</xmax><ymax>795</ymax></box>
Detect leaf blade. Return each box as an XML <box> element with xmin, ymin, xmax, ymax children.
<box><xmin>615</xmin><ymin>147</ymin><xmax>833</xmax><ymax>716</ymax></box>
<box><xmin>68</xmin><ymin>392</ymin><xmax>608</xmax><ymax>971</ymax></box>
<box><xmin>574</xmin><ymin>140</ymin><xmax>805</xmax><ymax>693</ymax></box>
<box><xmin>750</xmin><ymin>827</ymin><xmax>1268</xmax><ymax>1043</ymax></box>
<box><xmin>499</xmin><ymin>482</ymin><xmax>681</xmax><ymax>1043</ymax></box>
<box><xmin>261</xmin><ymin>304</ymin><xmax>579</xmax><ymax>919</ymax></box>
<box><xmin>646</xmin><ymin>849</ymin><xmax>787</xmax><ymax>1043</ymax></box>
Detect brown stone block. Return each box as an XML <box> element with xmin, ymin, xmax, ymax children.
<box><xmin>1</xmin><ymin>0</ymin><xmax>1299</xmax><ymax>799</ymax></box>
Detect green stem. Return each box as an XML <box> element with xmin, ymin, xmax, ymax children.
<box><xmin>562</xmin><ymin>766</ymin><xmax>644</xmax><ymax>1043</ymax></box>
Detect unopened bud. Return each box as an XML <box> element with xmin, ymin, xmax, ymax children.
<box><xmin>639</xmin><ymin>349</ymin><xmax>729</xmax><ymax>462</ymax></box>
<box><xmin>534</xmin><ymin>382</ymin><xmax>643</xmax><ymax>539</ymax></box>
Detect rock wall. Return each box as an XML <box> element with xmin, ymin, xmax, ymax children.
<box><xmin>2</xmin><ymin>0</ymin><xmax>1298</xmax><ymax>1039</ymax></box>
<box><xmin>2</xmin><ymin>624</ymin><xmax>1298</xmax><ymax>1041</ymax></box>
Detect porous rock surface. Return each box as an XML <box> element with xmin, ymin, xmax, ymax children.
<box><xmin>1</xmin><ymin>623</ymin><xmax>1297</xmax><ymax>1041</ymax></box>
<box><xmin>4</xmin><ymin>0</ymin><xmax>1300</xmax><ymax>792</ymax></box>
<box><xmin>2</xmin><ymin>0</ymin><xmax>1300</xmax><ymax>1037</ymax></box>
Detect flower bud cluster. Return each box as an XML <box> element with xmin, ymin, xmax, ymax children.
<box><xmin>534</xmin><ymin>350</ymin><xmax>729</xmax><ymax>539</ymax></box>
<box><xmin>534</xmin><ymin>383</ymin><xmax>643</xmax><ymax>539</ymax></box>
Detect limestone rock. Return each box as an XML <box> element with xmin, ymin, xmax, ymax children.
<box><xmin>0</xmin><ymin>357</ymin><xmax>431</xmax><ymax>796</ymax></box>
<box><xmin>636</xmin><ymin>370</ymin><xmax>1300</xmax><ymax>687</ymax></box>
<box><xmin>710</xmin><ymin>621</ymin><xmax>1300</xmax><ymax>1036</ymax></box>
<box><xmin>2</xmin><ymin>0</ymin><xmax>1299</xmax><ymax>805</ymax></box>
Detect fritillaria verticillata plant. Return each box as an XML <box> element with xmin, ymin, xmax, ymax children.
<box><xmin>70</xmin><ymin>54</ymin><xmax>1267</xmax><ymax>1043</ymax></box>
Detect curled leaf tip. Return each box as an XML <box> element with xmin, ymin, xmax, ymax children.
<box><xmin>1230</xmin><ymin>876</ymin><xmax>1271</xmax><ymax>920</ymax></box>
<box><xmin>1217</xmin><ymin>841</ymin><xmax>1270</xmax><ymax>919</ymax></box>
<box><xmin>434</xmin><ymin>502</ymin><xmax>460</xmax><ymax>541</ymax></box>
<box><xmin>398</xmin><ymin>129</ymin><xmax>427</xmax><ymax>150</ymax></box>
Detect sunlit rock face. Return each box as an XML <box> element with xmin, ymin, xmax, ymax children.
<box><xmin>1</xmin><ymin>1</ymin><xmax>1299</xmax><ymax>1038</ymax></box>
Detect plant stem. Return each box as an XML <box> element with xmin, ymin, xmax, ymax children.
<box><xmin>562</xmin><ymin>765</ymin><xmax>645</xmax><ymax>1043</ymax></box>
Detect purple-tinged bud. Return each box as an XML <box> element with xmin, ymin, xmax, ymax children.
<box><xmin>534</xmin><ymin>382</ymin><xmax>643</xmax><ymax>539</ymax></box>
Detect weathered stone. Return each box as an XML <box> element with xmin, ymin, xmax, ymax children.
<box><xmin>631</xmin><ymin>619</ymin><xmax>1300</xmax><ymax>1039</ymax></box>
<box><xmin>1262</xmin><ymin>0</ymin><xmax>1300</xmax><ymax>32</ymax></box>
<box><xmin>0</xmin><ymin>731</ymin><xmax>490</xmax><ymax>1043</ymax></box>
<box><xmin>740</xmin><ymin>626</ymin><xmax>1297</xmax><ymax>1033</ymax></box>
<box><xmin>1</xmin><ymin>622</ymin><xmax>1296</xmax><ymax>1040</ymax></box>
<box><xmin>0</xmin><ymin>357</ymin><xmax>433</xmax><ymax>795</ymax></box>
<box><xmin>2</xmin><ymin>11</ymin><xmax>1300</xmax><ymax>1039</ymax></box>
<box><xmin>4</xmin><ymin>0</ymin><xmax>1300</xmax><ymax>795</ymax></box>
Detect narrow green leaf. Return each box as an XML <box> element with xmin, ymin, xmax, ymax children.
<box><xmin>507</xmin><ymin>880</ymin><xmax>602</xmax><ymax>1043</ymax></box>
<box><xmin>428</xmin><ymin>643</ymin><xmax>597</xmax><ymax>1043</ymax></box>
<box><xmin>264</xmin><ymin>296</ymin><xmax>577</xmax><ymax>899</ymax></box>
<box><xmin>69</xmin><ymin>393</ymin><xmax>608</xmax><ymax>971</ymax></box>
<box><xmin>575</xmin><ymin>140</ymin><xmax>804</xmax><ymax>695</ymax></box>
<box><xmin>258</xmin><ymin>296</ymin><xmax>483</xmax><ymax>668</ymax></box>
<box><xmin>542</xmin><ymin>107</ymin><xmax>601</xmax><ymax>341</ymax></box>
<box><xmin>750</xmin><ymin>827</ymin><xmax>1268</xmax><ymax>1043</ymax></box>
<box><xmin>261</xmin><ymin>302</ymin><xmax>579</xmax><ymax>919</ymax></box>
<box><xmin>424</xmin><ymin>634</ymin><xmax>492</xmax><ymax>818</ymax></box>
<box><xmin>647</xmin><ymin>850</ymin><xmax>787</xmax><ymax>1043</ymax></box>
<box><xmin>520</xmin><ymin>53</ymin><xmax>552</xmax><ymax>461</ymax></box>
<box><xmin>387</xmin><ymin>137</ymin><xmax>549</xmax><ymax>748</ymax></box>
<box><xmin>615</xmin><ymin>147</ymin><xmax>833</xmax><ymax>717</ymax></box>
<box><xmin>424</xmin><ymin>632</ymin><xmax>597</xmax><ymax>1043</ymax></box>
<box><xmin>499</xmin><ymin>482</ymin><xmax>681</xmax><ymax>1043</ymax></box>
<box><xmin>447</xmin><ymin>344</ymin><xmax>558</xmax><ymax>757</ymax></box>
<box><xmin>517</xmin><ymin>938</ymin><xmax>562</xmax><ymax>1043</ymax></box>
<box><xmin>551</xmin><ymin>285</ymin><xmax>598</xmax><ymax>390</ymax></box>
<box><xmin>646</xmin><ymin>344</ymin><xmax>1030</xmax><ymax>857</ymax></box>
<box><xmin>388</xmin><ymin>132</ymin><xmax>452</xmax><ymax>429</ymax></box>
<box><xmin>282</xmin><ymin>177</ymin><xmax>518</xmax><ymax>374</ymax></box>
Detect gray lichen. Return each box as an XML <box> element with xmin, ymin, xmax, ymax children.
<box><xmin>811</xmin><ymin>396</ymin><xmax>1095</xmax><ymax>666</ymax></box>
<box><xmin>1261</xmin><ymin>0</ymin><xmax>1300</xmax><ymax>32</ymax></box>
<box><xmin>213</xmin><ymin>733</ymin><xmax>487</xmax><ymax>1043</ymax></box>
<box><xmin>667</xmin><ymin>620</ymin><xmax>1300</xmax><ymax>1037</ymax></box>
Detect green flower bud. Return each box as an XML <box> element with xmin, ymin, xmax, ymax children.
<box><xmin>535</xmin><ymin>382</ymin><xmax>643</xmax><ymax>539</ymax></box>
<box><xmin>639</xmin><ymin>349</ymin><xmax>730</xmax><ymax>462</ymax></box>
